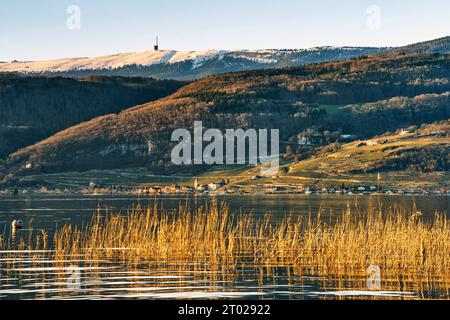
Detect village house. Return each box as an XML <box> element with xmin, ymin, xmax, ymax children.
<box><xmin>207</xmin><ymin>182</ymin><xmax>222</xmax><ymax>192</ymax></box>
<box><xmin>399</xmin><ymin>128</ymin><xmax>412</xmax><ymax>135</ymax></box>
<box><xmin>148</xmin><ymin>187</ymin><xmax>161</xmax><ymax>194</ymax></box>
<box><xmin>340</xmin><ymin>134</ymin><xmax>358</xmax><ymax>141</ymax></box>
<box><xmin>205</xmin><ymin>179</ymin><xmax>226</xmax><ymax>192</ymax></box>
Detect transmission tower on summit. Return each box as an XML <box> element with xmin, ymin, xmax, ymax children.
<box><xmin>154</xmin><ymin>36</ymin><xmax>159</xmax><ymax>51</ymax></box>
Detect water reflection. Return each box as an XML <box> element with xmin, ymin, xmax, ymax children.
<box><xmin>3</xmin><ymin>251</ymin><xmax>436</xmax><ymax>300</ymax></box>
<box><xmin>0</xmin><ymin>194</ymin><xmax>449</xmax><ymax>300</ymax></box>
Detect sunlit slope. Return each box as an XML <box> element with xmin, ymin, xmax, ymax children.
<box><xmin>289</xmin><ymin>124</ymin><xmax>449</xmax><ymax>175</ymax></box>
<box><xmin>216</xmin><ymin>121</ymin><xmax>450</xmax><ymax>190</ymax></box>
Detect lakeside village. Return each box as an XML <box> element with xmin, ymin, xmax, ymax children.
<box><xmin>2</xmin><ymin>176</ymin><xmax>449</xmax><ymax>197</ymax></box>
<box><xmin>137</xmin><ymin>179</ymin><xmax>450</xmax><ymax>196</ymax></box>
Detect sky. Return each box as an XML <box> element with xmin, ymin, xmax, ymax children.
<box><xmin>0</xmin><ymin>0</ymin><xmax>449</xmax><ymax>61</ymax></box>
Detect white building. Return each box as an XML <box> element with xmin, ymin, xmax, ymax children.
<box><xmin>207</xmin><ymin>183</ymin><xmax>222</xmax><ymax>191</ymax></box>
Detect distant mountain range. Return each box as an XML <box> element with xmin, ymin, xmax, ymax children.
<box><xmin>1</xmin><ymin>36</ymin><xmax>448</xmax><ymax>80</ymax></box>
<box><xmin>0</xmin><ymin>47</ymin><xmax>386</xmax><ymax>80</ymax></box>
<box><xmin>0</xmin><ymin>36</ymin><xmax>448</xmax><ymax>81</ymax></box>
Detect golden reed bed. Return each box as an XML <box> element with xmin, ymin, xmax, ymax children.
<box><xmin>1</xmin><ymin>201</ymin><xmax>449</xmax><ymax>297</ymax></box>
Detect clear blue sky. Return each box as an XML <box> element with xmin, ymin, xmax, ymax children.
<box><xmin>0</xmin><ymin>0</ymin><xmax>449</xmax><ymax>61</ymax></box>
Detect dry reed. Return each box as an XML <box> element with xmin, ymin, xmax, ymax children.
<box><xmin>1</xmin><ymin>201</ymin><xmax>449</xmax><ymax>296</ymax></box>
<box><xmin>49</xmin><ymin>202</ymin><xmax>450</xmax><ymax>278</ymax></box>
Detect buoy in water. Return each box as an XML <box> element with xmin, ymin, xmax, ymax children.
<box><xmin>12</xmin><ymin>219</ymin><xmax>23</xmax><ymax>229</ymax></box>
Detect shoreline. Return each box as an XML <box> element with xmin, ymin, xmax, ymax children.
<box><xmin>1</xmin><ymin>189</ymin><xmax>449</xmax><ymax>197</ymax></box>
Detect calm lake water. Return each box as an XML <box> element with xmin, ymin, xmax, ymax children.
<box><xmin>0</xmin><ymin>194</ymin><xmax>449</xmax><ymax>300</ymax></box>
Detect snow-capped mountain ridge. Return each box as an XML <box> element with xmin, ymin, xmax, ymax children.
<box><xmin>0</xmin><ymin>47</ymin><xmax>382</xmax><ymax>73</ymax></box>
<box><xmin>1</xmin><ymin>36</ymin><xmax>449</xmax><ymax>80</ymax></box>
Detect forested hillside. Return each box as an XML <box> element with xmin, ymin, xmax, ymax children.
<box><xmin>384</xmin><ymin>36</ymin><xmax>450</xmax><ymax>56</ymax></box>
<box><xmin>2</xmin><ymin>53</ymin><xmax>449</xmax><ymax>176</ymax></box>
<box><xmin>333</xmin><ymin>92</ymin><xmax>450</xmax><ymax>135</ymax></box>
<box><xmin>0</xmin><ymin>74</ymin><xmax>184</xmax><ymax>158</ymax></box>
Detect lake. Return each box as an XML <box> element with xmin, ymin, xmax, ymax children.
<box><xmin>0</xmin><ymin>194</ymin><xmax>449</xmax><ymax>300</ymax></box>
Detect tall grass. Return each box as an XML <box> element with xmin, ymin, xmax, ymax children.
<box><xmin>1</xmin><ymin>201</ymin><xmax>449</xmax><ymax>296</ymax></box>
<box><xmin>48</xmin><ymin>202</ymin><xmax>449</xmax><ymax>278</ymax></box>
